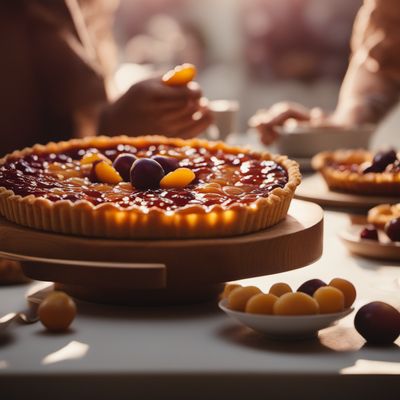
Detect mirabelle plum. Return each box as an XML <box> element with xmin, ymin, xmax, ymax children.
<box><xmin>269</xmin><ymin>282</ymin><xmax>292</xmax><ymax>297</ymax></box>
<box><xmin>245</xmin><ymin>293</ymin><xmax>278</xmax><ymax>315</ymax></box>
<box><xmin>228</xmin><ymin>286</ymin><xmax>261</xmax><ymax>311</ymax></box>
<box><xmin>160</xmin><ymin>168</ymin><xmax>195</xmax><ymax>189</ymax></box>
<box><xmin>80</xmin><ymin>152</ymin><xmax>111</xmax><ymax>165</ymax></box>
<box><xmin>313</xmin><ymin>286</ymin><xmax>345</xmax><ymax>314</ymax></box>
<box><xmin>92</xmin><ymin>160</ymin><xmax>122</xmax><ymax>184</ymax></box>
<box><xmin>221</xmin><ymin>283</ymin><xmax>242</xmax><ymax>299</ymax></box>
<box><xmin>38</xmin><ymin>291</ymin><xmax>77</xmax><ymax>332</ymax></box>
<box><xmin>329</xmin><ymin>278</ymin><xmax>356</xmax><ymax>308</ymax></box>
<box><xmin>273</xmin><ymin>292</ymin><xmax>319</xmax><ymax>315</ymax></box>
<box><xmin>162</xmin><ymin>63</ymin><xmax>197</xmax><ymax>86</ymax></box>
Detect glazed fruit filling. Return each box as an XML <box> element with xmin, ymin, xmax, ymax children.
<box><xmin>0</xmin><ymin>143</ymin><xmax>288</xmax><ymax>211</ymax></box>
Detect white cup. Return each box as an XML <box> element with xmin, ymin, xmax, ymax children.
<box><xmin>208</xmin><ymin>100</ymin><xmax>240</xmax><ymax>141</ymax></box>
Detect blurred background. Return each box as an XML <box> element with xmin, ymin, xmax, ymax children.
<box><xmin>111</xmin><ymin>0</ymin><xmax>400</xmax><ymax>148</ymax></box>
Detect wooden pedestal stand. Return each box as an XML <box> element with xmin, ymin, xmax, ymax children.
<box><xmin>0</xmin><ymin>200</ymin><xmax>323</xmax><ymax>305</ymax></box>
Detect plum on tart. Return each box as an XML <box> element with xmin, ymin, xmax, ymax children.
<box><xmin>312</xmin><ymin>149</ymin><xmax>400</xmax><ymax>196</ymax></box>
<box><xmin>0</xmin><ymin>136</ymin><xmax>301</xmax><ymax>239</ymax></box>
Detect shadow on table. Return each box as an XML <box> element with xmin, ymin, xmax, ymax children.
<box><xmin>216</xmin><ymin>321</ymin><xmax>399</xmax><ymax>357</ymax></box>
<box><xmin>72</xmin><ymin>298</ymin><xmax>220</xmax><ymax>322</ymax></box>
<box><xmin>216</xmin><ymin>322</ymin><xmax>337</xmax><ymax>354</ymax></box>
<box><xmin>0</xmin><ymin>332</ymin><xmax>15</xmax><ymax>348</ymax></box>
<box><xmin>352</xmin><ymin>256</ymin><xmax>400</xmax><ymax>271</ymax></box>
<box><xmin>349</xmin><ymin>253</ymin><xmax>400</xmax><ymax>271</ymax></box>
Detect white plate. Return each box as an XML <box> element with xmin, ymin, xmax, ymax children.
<box><xmin>275</xmin><ymin>124</ymin><xmax>375</xmax><ymax>158</ymax></box>
<box><xmin>219</xmin><ymin>299</ymin><xmax>354</xmax><ymax>340</ymax></box>
<box><xmin>339</xmin><ymin>224</ymin><xmax>400</xmax><ymax>262</ymax></box>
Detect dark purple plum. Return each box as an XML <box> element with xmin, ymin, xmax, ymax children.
<box><xmin>297</xmin><ymin>279</ymin><xmax>327</xmax><ymax>296</ymax></box>
<box><xmin>384</xmin><ymin>217</ymin><xmax>400</xmax><ymax>242</ymax></box>
<box><xmin>113</xmin><ymin>153</ymin><xmax>137</xmax><ymax>181</ymax></box>
<box><xmin>361</xmin><ymin>163</ymin><xmax>381</xmax><ymax>174</ymax></box>
<box><xmin>373</xmin><ymin>148</ymin><xmax>397</xmax><ymax>164</ymax></box>
<box><xmin>385</xmin><ymin>159</ymin><xmax>400</xmax><ymax>173</ymax></box>
<box><xmin>354</xmin><ymin>301</ymin><xmax>400</xmax><ymax>345</ymax></box>
<box><xmin>364</xmin><ymin>149</ymin><xmax>398</xmax><ymax>174</ymax></box>
<box><xmin>152</xmin><ymin>156</ymin><xmax>180</xmax><ymax>174</ymax></box>
<box><xmin>360</xmin><ymin>226</ymin><xmax>379</xmax><ymax>241</ymax></box>
<box><xmin>130</xmin><ymin>158</ymin><xmax>164</xmax><ymax>190</ymax></box>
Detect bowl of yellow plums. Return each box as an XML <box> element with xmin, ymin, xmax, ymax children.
<box><xmin>219</xmin><ymin>278</ymin><xmax>356</xmax><ymax>340</ymax></box>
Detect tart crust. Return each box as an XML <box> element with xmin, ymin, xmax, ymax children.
<box><xmin>312</xmin><ymin>149</ymin><xmax>400</xmax><ymax>196</ymax></box>
<box><xmin>0</xmin><ymin>136</ymin><xmax>301</xmax><ymax>239</ymax></box>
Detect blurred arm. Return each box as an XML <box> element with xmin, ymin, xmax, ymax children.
<box><xmin>333</xmin><ymin>0</ymin><xmax>400</xmax><ymax>125</ymax></box>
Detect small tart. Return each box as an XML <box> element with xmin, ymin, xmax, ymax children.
<box><xmin>367</xmin><ymin>203</ymin><xmax>400</xmax><ymax>230</ymax></box>
<box><xmin>312</xmin><ymin>149</ymin><xmax>400</xmax><ymax>196</ymax></box>
<box><xmin>0</xmin><ymin>136</ymin><xmax>301</xmax><ymax>239</ymax></box>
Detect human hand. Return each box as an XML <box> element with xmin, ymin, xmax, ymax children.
<box><xmin>249</xmin><ymin>100</ymin><xmax>378</xmax><ymax>146</ymax></box>
<box><xmin>249</xmin><ymin>102</ymin><xmax>328</xmax><ymax>146</ymax></box>
<box><xmin>99</xmin><ymin>77</ymin><xmax>213</xmax><ymax>138</ymax></box>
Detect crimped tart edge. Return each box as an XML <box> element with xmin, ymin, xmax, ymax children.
<box><xmin>312</xmin><ymin>150</ymin><xmax>400</xmax><ymax>196</ymax></box>
<box><xmin>0</xmin><ymin>135</ymin><xmax>301</xmax><ymax>239</ymax></box>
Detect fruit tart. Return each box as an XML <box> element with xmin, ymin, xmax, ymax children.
<box><xmin>0</xmin><ymin>136</ymin><xmax>301</xmax><ymax>239</ymax></box>
<box><xmin>367</xmin><ymin>203</ymin><xmax>400</xmax><ymax>230</ymax></box>
<box><xmin>312</xmin><ymin>149</ymin><xmax>400</xmax><ymax>196</ymax></box>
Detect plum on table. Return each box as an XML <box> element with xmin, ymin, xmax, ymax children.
<box><xmin>354</xmin><ymin>301</ymin><xmax>400</xmax><ymax>345</ymax></box>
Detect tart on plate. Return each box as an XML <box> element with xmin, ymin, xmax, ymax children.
<box><xmin>367</xmin><ymin>203</ymin><xmax>400</xmax><ymax>230</ymax></box>
<box><xmin>312</xmin><ymin>149</ymin><xmax>400</xmax><ymax>196</ymax></box>
<box><xmin>0</xmin><ymin>136</ymin><xmax>301</xmax><ymax>239</ymax></box>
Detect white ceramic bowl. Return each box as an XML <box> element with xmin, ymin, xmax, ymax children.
<box><xmin>275</xmin><ymin>124</ymin><xmax>375</xmax><ymax>159</ymax></box>
<box><xmin>219</xmin><ymin>299</ymin><xmax>354</xmax><ymax>340</ymax></box>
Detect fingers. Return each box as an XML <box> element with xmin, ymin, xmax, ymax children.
<box><xmin>249</xmin><ymin>102</ymin><xmax>312</xmax><ymax>146</ymax></box>
<box><xmin>160</xmin><ymin>100</ymin><xmax>200</xmax><ymax>123</ymax></box>
<box><xmin>257</xmin><ymin>125</ymin><xmax>279</xmax><ymax>146</ymax></box>
<box><xmin>164</xmin><ymin>107</ymin><xmax>213</xmax><ymax>139</ymax></box>
<box><xmin>178</xmin><ymin>109</ymin><xmax>214</xmax><ymax>139</ymax></box>
<box><xmin>154</xmin><ymin>80</ymin><xmax>202</xmax><ymax>102</ymax></box>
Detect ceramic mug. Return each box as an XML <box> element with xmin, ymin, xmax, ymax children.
<box><xmin>207</xmin><ymin>100</ymin><xmax>240</xmax><ymax>141</ymax></box>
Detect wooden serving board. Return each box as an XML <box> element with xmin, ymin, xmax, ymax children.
<box><xmin>339</xmin><ymin>224</ymin><xmax>400</xmax><ymax>262</ymax></box>
<box><xmin>0</xmin><ymin>200</ymin><xmax>323</xmax><ymax>304</ymax></box>
<box><xmin>295</xmin><ymin>174</ymin><xmax>399</xmax><ymax>211</ymax></box>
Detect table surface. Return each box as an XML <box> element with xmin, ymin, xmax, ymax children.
<box><xmin>1</xmin><ymin>210</ymin><xmax>399</xmax><ymax>399</ymax></box>
<box><xmin>1</xmin><ymin>134</ymin><xmax>399</xmax><ymax>399</ymax></box>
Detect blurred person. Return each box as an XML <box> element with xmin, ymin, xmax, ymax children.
<box><xmin>0</xmin><ymin>0</ymin><xmax>212</xmax><ymax>156</ymax></box>
<box><xmin>122</xmin><ymin>15</ymin><xmax>206</xmax><ymax>70</ymax></box>
<box><xmin>249</xmin><ymin>0</ymin><xmax>400</xmax><ymax>145</ymax></box>
<box><xmin>242</xmin><ymin>0</ymin><xmax>359</xmax><ymax>82</ymax></box>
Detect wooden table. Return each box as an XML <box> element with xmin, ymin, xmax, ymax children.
<box><xmin>0</xmin><ymin>209</ymin><xmax>399</xmax><ymax>400</ymax></box>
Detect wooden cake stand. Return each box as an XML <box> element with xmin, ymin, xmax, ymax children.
<box><xmin>295</xmin><ymin>174</ymin><xmax>399</xmax><ymax>211</ymax></box>
<box><xmin>0</xmin><ymin>200</ymin><xmax>323</xmax><ymax>305</ymax></box>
